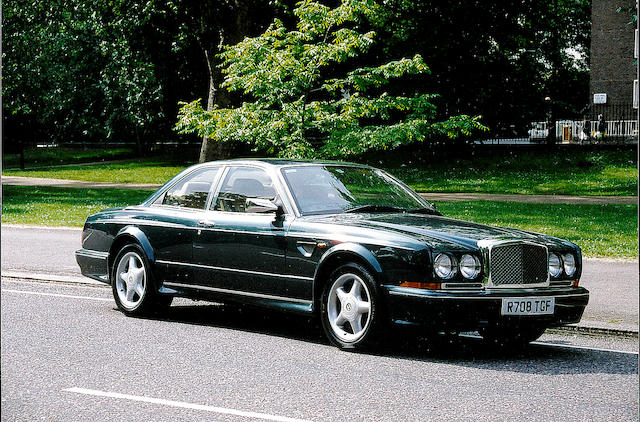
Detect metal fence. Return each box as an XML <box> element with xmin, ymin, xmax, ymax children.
<box><xmin>479</xmin><ymin>103</ymin><xmax>638</xmax><ymax>145</ymax></box>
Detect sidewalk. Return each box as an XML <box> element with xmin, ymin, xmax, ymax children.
<box><xmin>3</xmin><ymin>175</ymin><xmax>638</xmax><ymax>205</ymax></box>
<box><xmin>2</xmin><ymin>175</ymin><xmax>161</xmax><ymax>190</ymax></box>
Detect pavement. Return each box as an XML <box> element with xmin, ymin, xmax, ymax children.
<box><xmin>2</xmin><ymin>175</ymin><xmax>161</xmax><ymax>190</ymax></box>
<box><xmin>1</xmin><ymin>225</ymin><xmax>637</xmax><ymax>338</ymax></box>
<box><xmin>2</xmin><ymin>175</ymin><xmax>638</xmax><ymax>204</ymax></box>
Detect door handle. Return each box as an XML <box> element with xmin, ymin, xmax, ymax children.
<box><xmin>198</xmin><ymin>220</ymin><xmax>216</xmax><ymax>227</ymax></box>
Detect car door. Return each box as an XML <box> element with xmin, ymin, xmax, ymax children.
<box><xmin>146</xmin><ymin>166</ymin><xmax>222</xmax><ymax>285</ymax></box>
<box><xmin>192</xmin><ymin>166</ymin><xmax>296</xmax><ymax>300</ymax></box>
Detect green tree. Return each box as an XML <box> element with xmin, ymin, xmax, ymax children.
<box><xmin>3</xmin><ymin>0</ymin><xmax>164</xmax><ymax>152</ymax></box>
<box><xmin>176</xmin><ymin>0</ymin><xmax>485</xmax><ymax>159</ymax></box>
<box><xmin>173</xmin><ymin>0</ymin><xmax>282</xmax><ymax>162</ymax></box>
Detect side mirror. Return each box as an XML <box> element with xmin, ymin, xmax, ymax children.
<box><xmin>245</xmin><ymin>198</ymin><xmax>278</xmax><ymax>214</ymax></box>
<box><xmin>274</xmin><ymin>198</ymin><xmax>285</xmax><ymax>220</ymax></box>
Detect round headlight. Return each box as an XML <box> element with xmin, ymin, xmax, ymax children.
<box><xmin>548</xmin><ymin>253</ymin><xmax>562</xmax><ymax>278</ymax></box>
<box><xmin>434</xmin><ymin>253</ymin><xmax>456</xmax><ymax>279</ymax></box>
<box><xmin>563</xmin><ymin>253</ymin><xmax>576</xmax><ymax>277</ymax></box>
<box><xmin>459</xmin><ymin>254</ymin><xmax>481</xmax><ymax>279</ymax></box>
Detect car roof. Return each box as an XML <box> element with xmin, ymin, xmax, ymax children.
<box><xmin>196</xmin><ymin>158</ymin><xmax>371</xmax><ymax>169</ymax></box>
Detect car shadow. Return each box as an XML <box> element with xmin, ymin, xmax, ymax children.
<box><xmin>134</xmin><ymin>300</ymin><xmax>638</xmax><ymax>377</ymax></box>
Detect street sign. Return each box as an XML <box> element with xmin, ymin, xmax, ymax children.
<box><xmin>593</xmin><ymin>93</ymin><xmax>607</xmax><ymax>104</ymax></box>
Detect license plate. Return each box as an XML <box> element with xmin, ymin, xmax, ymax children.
<box><xmin>501</xmin><ymin>297</ymin><xmax>555</xmax><ymax>315</ymax></box>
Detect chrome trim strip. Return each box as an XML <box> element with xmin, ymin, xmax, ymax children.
<box><xmin>386</xmin><ymin>288</ymin><xmax>589</xmax><ymax>300</ymax></box>
<box><xmin>163</xmin><ymin>281</ymin><xmax>312</xmax><ymax>305</ymax></box>
<box><xmin>156</xmin><ymin>259</ymin><xmax>314</xmax><ymax>281</ymax></box>
<box><xmin>75</xmin><ymin>249</ymin><xmax>109</xmax><ymax>259</ymax></box>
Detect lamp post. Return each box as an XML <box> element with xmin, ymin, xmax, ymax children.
<box><xmin>545</xmin><ymin>96</ymin><xmax>555</xmax><ymax>146</ymax></box>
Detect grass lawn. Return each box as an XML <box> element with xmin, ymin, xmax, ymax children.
<box><xmin>3</xmin><ymin>148</ymin><xmax>637</xmax><ymax>196</ymax></box>
<box><xmin>2</xmin><ymin>160</ymin><xmax>189</xmax><ymax>185</ymax></box>
<box><xmin>385</xmin><ymin>148</ymin><xmax>638</xmax><ymax>196</ymax></box>
<box><xmin>2</xmin><ymin>147</ymin><xmax>136</xmax><ymax>169</ymax></box>
<box><xmin>1</xmin><ymin>186</ymin><xmax>151</xmax><ymax>227</ymax></box>
<box><xmin>2</xmin><ymin>185</ymin><xmax>636</xmax><ymax>259</ymax></box>
<box><xmin>436</xmin><ymin>201</ymin><xmax>638</xmax><ymax>259</ymax></box>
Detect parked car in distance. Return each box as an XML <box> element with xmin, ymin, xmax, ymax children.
<box><xmin>76</xmin><ymin>159</ymin><xmax>589</xmax><ymax>350</ymax></box>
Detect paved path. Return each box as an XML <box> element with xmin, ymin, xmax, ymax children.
<box><xmin>420</xmin><ymin>192</ymin><xmax>638</xmax><ymax>205</ymax></box>
<box><xmin>3</xmin><ymin>175</ymin><xmax>637</xmax><ymax>204</ymax></box>
<box><xmin>2</xmin><ymin>175</ymin><xmax>161</xmax><ymax>190</ymax></box>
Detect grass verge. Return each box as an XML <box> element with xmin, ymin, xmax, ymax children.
<box><xmin>3</xmin><ymin>148</ymin><xmax>637</xmax><ymax>196</ymax></box>
<box><xmin>2</xmin><ymin>186</ymin><xmax>151</xmax><ymax>227</ymax></box>
<box><xmin>377</xmin><ymin>148</ymin><xmax>638</xmax><ymax>196</ymax></box>
<box><xmin>436</xmin><ymin>201</ymin><xmax>638</xmax><ymax>259</ymax></box>
<box><xmin>2</xmin><ymin>161</ymin><xmax>188</xmax><ymax>184</ymax></box>
<box><xmin>2</xmin><ymin>186</ymin><xmax>636</xmax><ymax>259</ymax></box>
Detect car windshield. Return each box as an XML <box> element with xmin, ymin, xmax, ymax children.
<box><xmin>281</xmin><ymin>165</ymin><xmax>437</xmax><ymax>215</ymax></box>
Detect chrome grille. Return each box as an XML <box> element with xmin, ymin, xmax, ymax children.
<box><xmin>489</xmin><ymin>243</ymin><xmax>548</xmax><ymax>286</ymax></box>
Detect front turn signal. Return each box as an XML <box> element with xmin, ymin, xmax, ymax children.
<box><xmin>572</xmin><ymin>280</ymin><xmax>580</xmax><ymax>287</ymax></box>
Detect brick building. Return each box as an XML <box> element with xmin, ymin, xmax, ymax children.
<box><xmin>590</xmin><ymin>0</ymin><xmax>637</xmax><ymax>107</ymax></box>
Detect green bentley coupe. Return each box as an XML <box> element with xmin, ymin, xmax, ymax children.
<box><xmin>76</xmin><ymin>159</ymin><xmax>589</xmax><ymax>350</ymax></box>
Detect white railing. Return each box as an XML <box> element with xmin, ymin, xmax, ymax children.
<box><xmin>529</xmin><ymin>120</ymin><xmax>638</xmax><ymax>141</ymax></box>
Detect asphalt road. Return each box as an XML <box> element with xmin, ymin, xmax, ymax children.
<box><xmin>2</xmin><ymin>278</ymin><xmax>638</xmax><ymax>422</ymax></box>
<box><xmin>2</xmin><ymin>225</ymin><xmax>638</xmax><ymax>331</ymax></box>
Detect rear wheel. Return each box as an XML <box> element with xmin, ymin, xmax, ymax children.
<box><xmin>479</xmin><ymin>324</ymin><xmax>546</xmax><ymax>348</ymax></box>
<box><xmin>320</xmin><ymin>263</ymin><xmax>381</xmax><ymax>350</ymax></box>
<box><xmin>111</xmin><ymin>244</ymin><xmax>172</xmax><ymax>316</ymax></box>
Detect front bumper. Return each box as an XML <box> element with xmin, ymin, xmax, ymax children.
<box><xmin>383</xmin><ymin>285</ymin><xmax>589</xmax><ymax>331</ymax></box>
<box><xmin>75</xmin><ymin>249</ymin><xmax>110</xmax><ymax>284</ymax></box>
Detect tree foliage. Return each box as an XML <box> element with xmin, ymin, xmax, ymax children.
<box><xmin>3</xmin><ymin>0</ymin><xmax>167</xmax><ymax>148</ymax></box>
<box><xmin>176</xmin><ymin>0</ymin><xmax>486</xmax><ymax>159</ymax></box>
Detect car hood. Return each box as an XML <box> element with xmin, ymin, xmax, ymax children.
<box><xmin>302</xmin><ymin>212</ymin><xmax>572</xmax><ymax>251</ymax></box>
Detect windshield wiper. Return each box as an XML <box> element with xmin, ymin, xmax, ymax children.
<box><xmin>344</xmin><ymin>204</ymin><xmax>407</xmax><ymax>213</ymax></box>
<box><xmin>407</xmin><ymin>207</ymin><xmax>442</xmax><ymax>216</ymax></box>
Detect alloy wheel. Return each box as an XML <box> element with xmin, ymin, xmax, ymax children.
<box><xmin>115</xmin><ymin>251</ymin><xmax>147</xmax><ymax>310</ymax></box>
<box><xmin>326</xmin><ymin>273</ymin><xmax>372</xmax><ymax>343</ymax></box>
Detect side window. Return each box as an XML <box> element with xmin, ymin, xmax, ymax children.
<box><xmin>162</xmin><ymin>167</ymin><xmax>220</xmax><ymax>209</ymax></box>
<box><xmin>213</xmin><ymin>167</ymin><xmax>277</xmax><ymax>213</ymax></box>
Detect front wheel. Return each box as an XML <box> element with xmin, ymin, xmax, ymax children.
<box><xmin>320</xmin><ymin>263</ymin><xmax>381</xmax><ymax>350</ymax></box>
<box><xmin>111</xmin><ymin>244</ymin><xmax>172</xmax><ymax>316</ymax></box>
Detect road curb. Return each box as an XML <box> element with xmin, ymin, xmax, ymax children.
<box><xmin>550</xmin><ymin>325</ymin><xmax>638</xmax><ymax>338</ymax></box>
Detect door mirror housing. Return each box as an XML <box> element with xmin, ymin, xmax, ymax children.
<box><xmin>245</xmin><ymin>198</ymin><xmax>279</xmax><ymax>214</ymax></box>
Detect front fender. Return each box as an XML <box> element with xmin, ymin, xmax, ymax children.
<box><xmin>113</xmin><ymin>226</ymin><xmax>155</xmax><ymax>264</ymax></box>
<box><xmin>312</xmin><ymin>242</ymin><xmax>383</xmax><ymax>311</ymax></box>
<box><xmin>315</xmin><ymin>242</ymin><xmax>383</xmax><ymax>277</ymax></box>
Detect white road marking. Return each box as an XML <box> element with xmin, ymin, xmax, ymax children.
<box><xmin>2</xmin><ymin>289</ymin><xmax>112</xmax><ymax>302</ymax></box>
<box><xmin>63</xmin><ymin>387</ymin><xmax>313</xmax><ymax>422</ymax></box>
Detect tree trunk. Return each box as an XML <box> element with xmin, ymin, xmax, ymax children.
<box><xmin>198</xmin><ymin>1</ymin><xmax>251</xmax><ymax>163</ymax></box>
<box><xmin>198</xmin><ymin>49</ymin><xmax>234</xmax><ymax>162</ymax></box>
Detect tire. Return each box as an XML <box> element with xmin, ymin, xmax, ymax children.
<box><xmin>479</xmin><ymin>324</ymin><xmax>546</xmax><ymax>348</ymax></box>
<box><xmin>111</xmin><ymin>244</ymin><xmax>172</xmax><ymax>316</ymax></box>
<box><xmin>320</xmin><ymin>263</ymin><xmax>381</xmax><ymax>350</ymax></box>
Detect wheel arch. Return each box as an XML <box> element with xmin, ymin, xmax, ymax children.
<box><xmin>108</xmin><ymin>226</ymin><xmax>155</xmax><ymax>283</ymax></box>
<box><xmin>312</xmin><ymin>243</ymin><xmax>383</xmax><ymax>313</ymax></box>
